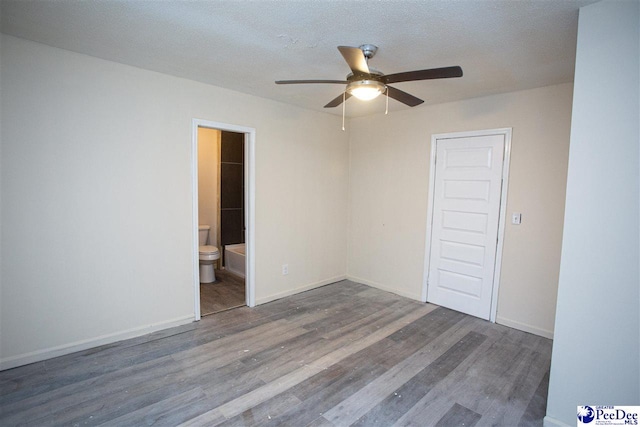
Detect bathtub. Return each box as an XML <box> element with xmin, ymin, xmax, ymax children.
<box><xmin>225</xmin><ymin>243</ymin><xmax>246</xmax><ymax>279</ymax></box>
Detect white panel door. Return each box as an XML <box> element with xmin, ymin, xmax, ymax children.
<box><xmin>426</xmin><ymin>134</ymin><xmax>505</xmax><ymax>320</ymax></box>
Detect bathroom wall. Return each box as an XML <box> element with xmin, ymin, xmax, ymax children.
<box><xmin>197</xmin><ymin>127</ymin><xmax>220</xmax><ymax>247</ymax></box>
<box><xmin>348</xmin><ymin>83</ymin><xmax>573</xmax><ymax>338</ymax></box>
<box><xmin>220</xmin><ymin>130</ymin><xmax>245</xmax><ymax>264</ymax></box>
<box><xmin>0</xmin><ymin>35</ymin><xmax>349</xmax><ymax>369</ymax></box>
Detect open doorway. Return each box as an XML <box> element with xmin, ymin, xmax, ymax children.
<box><xmin>192</xmin><ymin>119</ymin><xmax>255</xmax><ymax>320</ymax></box>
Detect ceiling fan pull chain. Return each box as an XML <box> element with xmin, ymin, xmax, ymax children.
<box><xmin>385</xmin><ymin>87</ymin><xmax>389</xmax><ymax>115</ymax></box>
<box><xmin>342</xmin><ymin>91</ymin><xmax>346</xmax><ymax>131</ymax></box>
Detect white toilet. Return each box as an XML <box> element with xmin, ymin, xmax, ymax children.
<box><xmin>198</xmin><ymin>225</ymin><xmax>220</xmax><ymax>283</ymax></box>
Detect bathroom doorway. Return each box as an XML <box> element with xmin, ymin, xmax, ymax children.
<box><xmin>192</xmin><ymin>119</ymin><xmax>255</xmax><ymax>319</ymax></box>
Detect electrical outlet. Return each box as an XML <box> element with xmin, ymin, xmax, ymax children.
<box><xmin>282</xmin><ymin>264</ymin><xmax>289</xmax><ymax>275</ymax></box>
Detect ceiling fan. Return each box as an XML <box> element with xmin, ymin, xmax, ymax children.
<box><xmin>275</xmin><ymin>44</ymin><xmax>463</xmax><ymax>108</ymax></box>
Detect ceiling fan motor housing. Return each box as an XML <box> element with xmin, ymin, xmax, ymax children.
<box><xmin>347</xmin><ymin>69</ymin><xmax>384</xmax><ymax>82</ymax></box>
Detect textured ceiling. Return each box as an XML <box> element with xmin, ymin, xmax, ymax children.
<box><xmin>0</xmin><ymin>0</ymin><xmax>595</xmax><ymax>117</ymax></box>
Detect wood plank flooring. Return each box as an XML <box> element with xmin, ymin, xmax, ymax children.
<box><xmin>0</xmin><ymin>280</ymin><xmax>552</xmax><ymax>426</ymax></box>
<box><xmin>200</xmin><ymin>269</ymin><xmax>246</xmax><ymax>316</ymax></box>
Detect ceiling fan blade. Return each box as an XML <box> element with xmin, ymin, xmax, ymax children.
<box><xmin>275</xmin><ymin>79</ymin><xmax>348</xmax><ymax>85</ymax></box>
<box><xmin>384</xmin><ymin>66</ymin><xmax>463</xmax><ymax>84</ymax></box>
<box><xmin>337</xmin><ymin>46</ymin><xmax>370</xmax><ymax>75</ymax></box>
<box><xmin>386</xmin><ymin>86</ymin><xmax>424</xmax><ymax>107</ymax></box>
<box><xmin>324</xmin><ymin>92</ymin><xmax>351</xmax><ymax>108</ymax></box>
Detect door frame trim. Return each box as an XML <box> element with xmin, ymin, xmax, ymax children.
<box><xmin>191</xmin><ymin>119</ymin><xmax>256</xmax><ymax>321</ymax></box>
<box><xmin>421</xmin><ymin>127</ymin><xmax>512</xmax><ymax>322</ymax></box>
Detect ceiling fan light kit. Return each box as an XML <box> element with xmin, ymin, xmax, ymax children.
<box><xmin>346</xmin><ymin>80</ymin><xmax>386</xmax><ymax>101</ymax></box>
<box><xmin>275</xmin><ymin>44</ymin><xmax>463</xmax><ymax>122</ymax></box>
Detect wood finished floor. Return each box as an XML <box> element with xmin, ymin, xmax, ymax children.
<box><xmin>200</xmin><ymin>269</ymin><xmax>246</xmax><ymax>316</ymax></box>
<box><xmin>0</xmin><ymin>281</ymin><xmax>551</xmax><ymax>426</ymax></box>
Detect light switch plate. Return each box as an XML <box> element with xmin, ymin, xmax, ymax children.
<box><xmin>512</xmin><ymin>213</ymin><xmax>522</xmax><ymax>225</ymax></box>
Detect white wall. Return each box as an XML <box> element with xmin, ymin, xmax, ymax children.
<box><xmin>545</xmin><ymin>1</ymin><xmax>640</xmax><ymax>425</ymax></box>
<box><xmin>0</xmin><ymin>35</ymin><xmax>349</xmax><ymax>369</ymax></box>
<box><xmin>348</xmin><ymin>83</ymin><xmax>573</xmax><ymax>338</ymax></box>
<box><xmin>197</xmin><ymin>127</ymin><xmax>220</xmax><ymax>249</ymax></box>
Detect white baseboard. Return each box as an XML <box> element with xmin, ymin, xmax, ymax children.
<box><xmin>0</xmin><ymin>315</ymin><xmax>194</xmax><ymax>371</ymax></box>
<box><xmin>496</xmin><ymin>315</ymin><xmax>554</xmax><ymax>339</ymax></box>
<box><xmin>255</xmin><ymin>275</ymin><xmax>347</xmax><ymax>305</ymax></box>
<box><xmin>346</xmin><ymin>275</ymin><xmax>422</xmax><ymax>301</ymax></box>
<box><xmin>544</xmin><ymin>415</ymin><xmax>571</xmax><ymax>427</ymax></box>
